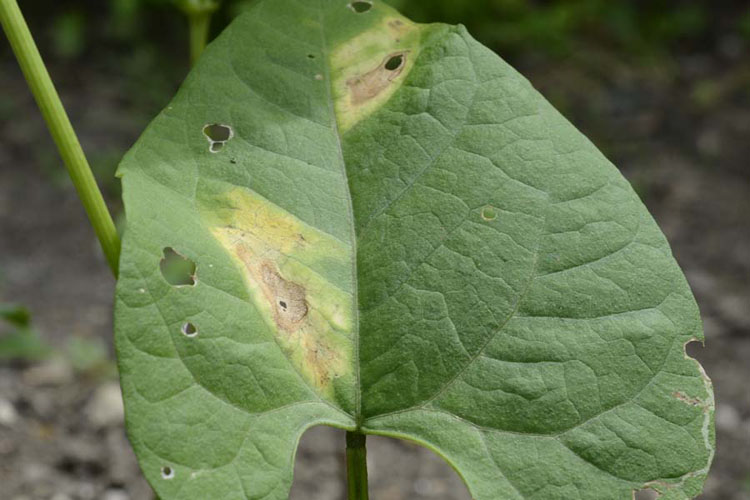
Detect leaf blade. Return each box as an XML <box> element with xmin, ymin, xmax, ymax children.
<box><xmin>115</xmin><ymin>1</ymin><xmax>714</xmax><ymax>499</ymax></box>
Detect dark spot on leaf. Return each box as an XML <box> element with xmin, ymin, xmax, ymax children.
<box><xmin>279</xmin><ymin>300</ymin><xmax>288</xmax><ymax>311</ymax></box>
<box><xmin>159</xmin><ymin>248</ymin><xmax>196</xmax><ymax>286</ymax></box>
<box><xmin>349</xmin><ymin>1</ymin><xmax>372</xmax><ymax>13</ymax></box>
<box><xmin>161</xmin><ymin>466</ymin><xmax>174</xmax><ymax>479</ymax></box>
<box><xmin>385</xmin><ymin>54</ymin><xmax>404</xmax><ymax>71</ymax></box>
<box><xmin>181</xmin><ymin>322</ymin><xmax>198</xmax><ymax>337</ymax></box>
<box><xmin>308</xmin><ymin>54</ymin><xmax>316</xmax><ymax>59</ymax></box>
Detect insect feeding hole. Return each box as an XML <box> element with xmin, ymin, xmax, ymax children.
<box><xmin>385</xmin><ymin>54</ymin><xmax>404</xmax><ymax>71</ymax></box>
<box><xmin>349</xmin><ymin>1</ymin><xmax>373</xmax><ymax>13</ymax></box>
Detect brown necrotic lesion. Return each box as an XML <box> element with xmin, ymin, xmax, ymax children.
<box><xmin>347</xmin><ymin>51</ymin><xmax>409</xmax><ymax>105</ymax></box>
<box><xmin>204</xmin><ymin>187</ymin><xmax>355</xmax><ymax>399</ymax></box>
<box><xmin>260</xmin><ymin>262</ymin><xmax>308</xmax><ymax>331</ymax></box>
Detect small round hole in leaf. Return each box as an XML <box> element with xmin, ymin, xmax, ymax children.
<box><xmin>160</xmin><ymin>248</ymin><xmax>196</xmax><ymax>286</ymax></box>
<box><xmin>385</xmin><ymin>54</ymin><xmax>404</xmax><ymax>71</ymax></box>
<box><xmin>181</xmin><ymin>322</ymin><xmax>198</xmax><ymax>338</ymax></box>
<box><xmin>161</xmin><ymin>466</ymin><xmax>174</xmax><ymax>480</ymax></box>
<box><xmin>349</xmin><ymin>1</ymin><xmax>372</xmax><ymax>13</ymax></box>
<box><xmin>481</xmin><ymin>205</ymin><xmax>498</xmax><ymax>221</ymax></box>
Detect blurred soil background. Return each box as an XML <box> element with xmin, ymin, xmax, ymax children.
<box><xmin>1</xmin><ymin>0</ymin><xmax>749</xmax><ymax>499</ymax></box>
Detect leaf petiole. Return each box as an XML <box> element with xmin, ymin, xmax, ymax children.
<box><xmin>177</xmin><ymin>0</ymin><xmax>220</xmax><ymax>66</ymax></box>
<box><xmin>346</xmin><ymin>431</ymin><xmax>369</xmax><ymax>500</ymax></box>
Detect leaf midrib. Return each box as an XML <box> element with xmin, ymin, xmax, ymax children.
<box><xmin>314</xmin><ymin>13</ymin><xmax>549</xmax><ymax>427</ymax></box>
<box><xmin>316</xmin><ymin>1</ymin><xmax>363</xmax><ymax>427</ymax></box>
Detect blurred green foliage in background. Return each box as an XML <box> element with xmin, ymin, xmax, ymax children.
<box><xmin>0</xmin><ymin>304</ymin><xmax>50</xmax><ymax>361</ymax></box>
<box><xmin>11</xmin><ymin>0</ymin><xmax>750</xmax><ymax>63</ymax></box>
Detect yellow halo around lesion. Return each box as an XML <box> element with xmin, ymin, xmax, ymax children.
<box><xmin>203</xmin><ymin>186</ymin><xmax>355</xmax><ymax>400</ymax></box>
<box><xmin>331</xmin><ymin>14</ymin><xmax>424</xmax><ymax>133</ymax></box>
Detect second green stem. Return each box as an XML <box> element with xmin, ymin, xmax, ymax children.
<box><xmin>179</xmin><ymin>0</ymin><xmax>219</xmax><ymax>66</ymax></box>
<box><xmin>188</xmin><ymin>10</ymin><xmax>212</xmax><ymax>66</ymax></box>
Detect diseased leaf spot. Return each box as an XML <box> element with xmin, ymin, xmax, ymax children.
<box><xmin>181</xmin><ymin>322</ymin><xmax>198</xmax><ymax>338</ymax></box>
<box><xmin>348</xmin><ymin>1</ymin><xmax>372</xmax><ymax>13</ymax></box>
<box><xmin>202</xmin><ymin>123</ymin><xmax>233</xmax><ymax>153</ymax></box>
<box><xmin>672</xmin><ymin>391</ymin><xmax>705</xmax><ymax>407</ymax></box>
<box><xmin>307</xmin><ymin>54</ymin><xmax>316</xmax><ymax>59</ymax></box>
<box><xmin>159</xmin><ymin>248</ymin><xmax>196</xmax><ymax>286</ymax></box>
<box><xmin>260</xmin><ymin>262</ymin><xmax>308</xmax><ymax>331</ymax></box>
<box><xmin>481</xmin><ymin>205</ymin><xmax>498</xmax><ymax>221</ymax></box>
<box><xmin>347</xmin><ymin>51</ymin><xmax>409</xmax><ymax>105</ymax></box>
<box><xmin>385</xmin><ymin>54</ymin><xmax>404</xmax><ymax>71</ymax></box>
<box><xmin>161</xmin><ymin>466</ymin><xmax>174</xmax><ymax>480</ymax></box>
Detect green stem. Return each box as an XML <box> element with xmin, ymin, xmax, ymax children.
<box><xmin>178</xmin><ymin>0</ymin><xmax>219</xmax><ymax>67</ymax></box>
<box><xmin>188</xmin><ymin>10</ymin><xmax>212</xmax><ymax>66</ymax></box>
<box><xmin>346</xmin><ymin>432</ymin><xmax>369</xmax><ymax>500</ymax></box>
<box><xmin>0</xmin><ymin>0</ymin><xmax>120</xmax><ymax>276</ymax></box>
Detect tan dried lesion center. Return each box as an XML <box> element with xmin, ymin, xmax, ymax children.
<box><xmin>331</xmin><ymin>13</ymin><xmax>424</xmax><ymax>132</ymax></box>
<box><xmin>347</xmin><ymin>51</ymin><xmax>408</xmax><ymax>105</ymax></box>
<box><xmin>235</xmin><ymin>245</ymin><xmax>309</xmax><ymax>332</ymax></box>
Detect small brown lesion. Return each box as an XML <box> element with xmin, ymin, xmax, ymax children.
<box><xmin>233</xmin><ymin>244</ymin><xmax>309</xmax><ymax>333</ymax></box>
<box><xmin>672</xmin><ymin>391</ymin><xmax>705</xmax><ymax>407</ymax></box>
<box><xmin>260</xmin><ymin>262</ymin><xmax>308</xmax><ymax>332</ymax></box>
<box><xmin>347</xmin><ymin>51</ymin><xmax>409</xmax><ymax>106</ymax></box>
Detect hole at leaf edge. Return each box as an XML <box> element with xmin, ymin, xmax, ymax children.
<box><xmin>633</xmin><ymin>488</ymin><xmax>660</xmax><ymax>500</ymax></box>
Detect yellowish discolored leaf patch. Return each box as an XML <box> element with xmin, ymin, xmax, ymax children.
<box><xmin>331</xmin><ymin>14</ymin><xmax>424</xmax><ymax>132</ymax></box>
<box><xmin>205</xmin><ymin>187</ymin><xmax>355</xmax><ymax>400</ymax></box>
